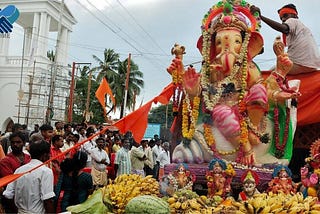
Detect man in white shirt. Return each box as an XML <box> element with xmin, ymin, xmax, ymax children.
<box><xmin>156</xmin><ymin>141</ymin><xmax>170</xmax><ymax>181</ymax></box>
<box><xmin>250</xmin><ymin>4</ymin><xmax>320</xmax><ymax>74</ymax></box>
<box><xmin>141</xmin><ymin>140</ymin><xmax>154</xmax><ymax>176</ymax></box>
<box><xmin>91</xmin><ymin>137</ymin><xmax>110</xmax><ymax>188</ymax></box>
<box><xmin>3</xmin><ymin>140</ymin><xmax>55</xmax><ymax>214</ymax></box>
<box><xmin>130</xmin><ymin>141</ymin><xmax>146</xmax><ymax>177</ymax></box>
<box><xmin>81</xmin><ymin>130</ymin><xmax>96</xmax><ymax>167</ymax></box>
<box><xmin>152</xmin><ymin>139</ymin><xmax>162</xmax><ymax>180</ymax></box>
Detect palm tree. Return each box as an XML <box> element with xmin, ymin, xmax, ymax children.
<box><xmin>92</xmin><ymin>48</ymin><xmax>120</xmax><ymax>83</ymax></box>
<box><xmin>92</xmin><ymin>49</ymin><xmax>144</xmax><ymax>118</ymax></box>
<box><xmin>115</xmin><ymin>58</ymin><xmax>144</xmax><ymax>118</ymax></box>
<box><xmin>73</xmin><ymin>66</ymin><xmax>105</xmax><ymax>123</ymax></box>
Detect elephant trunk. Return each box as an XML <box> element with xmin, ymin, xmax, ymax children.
<box><xmin>217</xmin><ymin>51</ymin><xmax>239</xmax><ymax>75</ymax></box>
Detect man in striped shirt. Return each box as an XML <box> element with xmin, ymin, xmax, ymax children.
<box><xmin>114</xmin><ymin>139</ymin><xmax>131</xmax><ymax>177</ymax></box>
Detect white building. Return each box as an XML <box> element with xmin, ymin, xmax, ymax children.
<box><xmin>0</xmin><ymin>0</ymin><xmax>76</xmax><ymax>133</ymax></box>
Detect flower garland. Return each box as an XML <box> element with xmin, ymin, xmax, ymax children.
<box><xmin>182</xmin><ymin>95</ymin><xmax>200</xmax><ymax>139</ymax></box>
<box><xmin>203</xmin><ymin>123</ymin><xmax>240</xmax><ymax>156</ymax></box>
<box><xmin>171</xmin><ymin>59</ymin><xmax>184</xmax><ymax>114</ymax></box>
<box><xmin>200</xmin><ymin>31</ymin><xmax>250</xmax><ymax>112</ymax></box>
<box><xmin>237</xmin><ymin>38</ymin><xmax>250</xmax><ymax>148</ymax></box>
<box><xmin>172</xmin><ymin>84</ymin><xmax>182</xmax><ymax>114</ymax></box>
<box><xmin>274</xmin><ymin>107</ymin><xmax>290</xmax><ymax>158</ymax></box>
<box><xmin>167</xmin><ymin>173</ymin><xmax>193</xmax><ymax>191</ymax></box>
<box><xmin>200</xmin><ymin>29</ymin><xmax>251</xmax><ymax>155</ymax></box>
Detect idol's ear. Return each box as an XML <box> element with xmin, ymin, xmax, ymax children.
<box><xmin>197</xmin><ymin>35</ymin><xmax>216</xmax><ymax>62</ymax></box>
<box><xmin>248</xmin><ymin>31</ymin><xmax>264</xmax><ymax>60</ymax></box>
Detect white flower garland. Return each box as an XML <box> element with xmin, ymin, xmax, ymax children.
<box><xmin>200</xmin><ymin>31</ymin><xmax>250</xmax><ymax>111</ymax></box>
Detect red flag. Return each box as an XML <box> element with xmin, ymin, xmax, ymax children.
<box><xmin>114</xmin><ymin>100</ymin><xmax>153</xmax><ymax>143</ymax></box>
<box><xmin>113</xmin><ymin>83</ymin><xmax>174</xmax><ymax>143</ymax></box>
<box><xmin>95</xmin><ymin>78</ymin><xmax>115</xmax><ymax>111</ymax></box>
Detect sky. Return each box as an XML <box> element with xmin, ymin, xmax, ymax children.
<box><xmin>8</xmin><ymin>0</ymin><xmax>320</xmax><ymax>116</ymax></box>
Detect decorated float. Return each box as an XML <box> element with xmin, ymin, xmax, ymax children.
<box><xmin>163</xmin><ymin>0</ymin><xmax>309</xmax><ymax>194</ymax></box>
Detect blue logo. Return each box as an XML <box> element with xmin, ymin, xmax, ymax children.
<box><xmin>0</xmin><ymin>5</ymin><xmax>20</xmax><ymax>34</ymax></box>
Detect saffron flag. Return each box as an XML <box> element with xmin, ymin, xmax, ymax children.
<box><xmin>114</xmin><ymin>83</ymin><xmax>174</xmax><ymax>143</ymax></box>
<box><xmin>95</xmin><ymin>78</ymin><xmax>115</xmax><ymax>112</ymax></box>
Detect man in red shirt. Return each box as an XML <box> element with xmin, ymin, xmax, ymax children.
<box><xmin>0</xmin><ymin>132</ymin><xmax>31</xmax><ymax>177</ymax></box>
<box><xmin>50</xmin><ymin>135</ymin><xmax>65</xmax><ymax>185</ymax></box>
<box><xmin>0</xmin><ymin>131</ymin><xmax>31</xmax><ymax>213</ymax></box>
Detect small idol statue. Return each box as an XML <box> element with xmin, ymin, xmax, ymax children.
<box><xmin>167</xmin><ymin>163</ymin><xmax>196</xmax><ymax>192</ymax></box>
<box><xmin>206</xmin><ymin>158</ymin><xmax>235</xmax><ymax>198</ymax></box>
<box><xmin>238</xmin><ymin>169</ymin><xmax>260</xmax><ymax>201</ymax></box>
<box><xmin>268</xmin><ymin>165</ymin><xmax>297</xmax><ymax>194</ymax></box>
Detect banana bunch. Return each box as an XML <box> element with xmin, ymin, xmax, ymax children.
<box><xmin>167</xmin><ymin>192</ymin><xmax>207</xmax><ymax>213</ymax></box>
<box><xmin>204</xmin><ymin>198</ymin><xmax>242</xmax><ymax>214</ymax></box>
<box><xmin>103</xmin><ymin>174</ymin><xmax>159</xmax><ymax>213</ymax></box>
<box><xmin>233</xmin><ymin>192</ymin><xmax>320</xmax><ymax>214</ymax></box>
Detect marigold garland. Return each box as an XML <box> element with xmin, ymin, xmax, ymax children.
<box><xmin>203</xmin><ymin>123</ymin><xmax>240</xmax><ymax>156</ymax></box>
<box><xmin>170</xmin><ymin>58</ymin><xmax>184</xmax><ymax>115</ymax></box>
<box><xmin>172</xmin><ymin>69</ymin><xmax>183</xmax><ymax>85</ymax></box>
<box><xmin>182</xmin><ymin>96</ymin><xmax>200</xmax><ymax>139</ymax></box>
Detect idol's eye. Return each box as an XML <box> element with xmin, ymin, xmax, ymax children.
<box><xmin>216</xmin><ymin>39</ymin><xmax>222</xmax><ymax>46</ymax></box>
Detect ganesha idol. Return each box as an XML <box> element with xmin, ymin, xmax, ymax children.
<box><xmin>167</xmin><ymin>0</ymin><xmax>300</xmax><ymax>166</ymax></box>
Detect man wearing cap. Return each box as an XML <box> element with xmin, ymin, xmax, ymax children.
<box><xmin>251</xmin><ymin>4</ymin><xmax>320</xmax><ymax>75</ymax></box>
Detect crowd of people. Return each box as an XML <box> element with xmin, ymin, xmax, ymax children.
<box><xmin>0</xmin><ymin>121</ymin><xmax>171</xmax><ymax>213</ymax></box>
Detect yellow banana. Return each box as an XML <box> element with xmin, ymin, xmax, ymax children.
<box><xmin>259</xmin><ymin>205</ymin><xmax>271</xmax><ymax>214</ymax></box>
<box><xmin>296</xmin><ymin>192</ymin><xmax>304</xmax><ymax>203</ymax></box>
<box><xmin>244</xmin><ymin>202</ymin><xmax>254</xmax><ymax>214</ymax></box>
<box><xmin>200</xmin><ymin>195</ymin><xmax>208</xmax><ymax>202</ymax></box>
<box><xmin>306</xmin><ymin>196</ymin><xmax>318</xmax><ymax>206</ymax></box>
<box><xmin>252</xmin><ymin>196</ymin><xmax>262</xmax><ymax>210</ymax></box>
<box><xmin>189</xmin><ymin>199</ymin><xmax>201</xmax><ymax>210</ymax></box>
<box><xmin>311</xmin><ymin>203</ymin><xmax>320</xmax><ymax>210</ymax></box>
<box><xmin>167</xmin><ymin>197</ymin><xmax>176</xmax><ymax>204</ymax></box>
<box><xmin>174</xmin><ymin>201</ymin><xmax>181</xmax><ymax>209</ymax></box>
<box><xmin>231</xmin><ymin>200</ymin><xmax>243</xmax><ymax>208</ymax></box>
<box><xmin>181</xmin><ymin>201</ymin><xmax>189</xmax><ymax>210</ymax></box>
<box><xmin>270</xmin><ymin>201</ymin><xmax>283</xmax><ymax>211</ymax></box>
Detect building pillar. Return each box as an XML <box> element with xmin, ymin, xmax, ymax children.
<box><xmin>56</xmin><ymin>27</ymin><xmax>68</xmax><ymax>65</ymax></box>
<box><xmin>29</xmin><ymin>12</ymin><xmax>40</xmax><ymax>61</ymax></box>
<box><xmin>0</xmin><ymin>38</ymin><xmax>9</xmax><ymax>65</ymax></box>
<box><xmin>37</xmin><ymin>12</ymin><xmax>48</xmax><ymax>57</ymax></box>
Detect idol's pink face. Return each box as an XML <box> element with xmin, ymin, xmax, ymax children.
<box><xmin>214</xmin><ymin>29</ymin><xmax>242</xmax><ymax>75</ymax></box>
<box><xmin>279</xmin><ymin>170</ymin><xmax>289</xmax><ymax>179</ymax></box>
<box><xmin>178</xmin><ymin>165</ymin><xmax>186</xmax><ymax>174</ymax></box>
<box><xmin>213</xmin><ymin>163</ymin><xmax>223</xmax><ymax>174</ymax></box>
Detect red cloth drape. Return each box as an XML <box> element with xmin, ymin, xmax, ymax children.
<box><xmin>113</xmin><ymin>83</ymin><xmax>174</xmax><ymax>143</ymax></box>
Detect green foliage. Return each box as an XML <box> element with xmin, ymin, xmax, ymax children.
<box><xmin>148</xmin><ymin>103</ymin><xmax>174</xmax><ymax>130</ymax></box>
<box><xmin>93</xmin><ymin>49</ymin><xmax>144</xmax><ymax>118</ymax></box>
<box><xmin>72</xmin><ymin>66</ymin><xmax>105</xmax><ymax>124</ymax></box>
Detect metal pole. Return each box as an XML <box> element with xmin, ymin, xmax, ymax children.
<box><xmin>84</xmin><ymin>70</ymin><xmax>93</xmax><ymax>122</ymax></box>
<box><xmin>68</xmin><ymin>62</ymin><xmax>76</xmax><ymax>122</ymax></box>
<box><xmin>25</xmin><ymin>60</ymin><xmax>36</xmax><ymax>126</ymax></box>
<box><xmin>123</xmin><ymin>53</ymin><xmax>131</xmax><ymax>117</ymax></box>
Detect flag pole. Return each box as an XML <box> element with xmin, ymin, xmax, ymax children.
<box><xmin>123</xmin><ymin>53</ymin><xmax>131</xmax><ymax>117</ymax></box>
